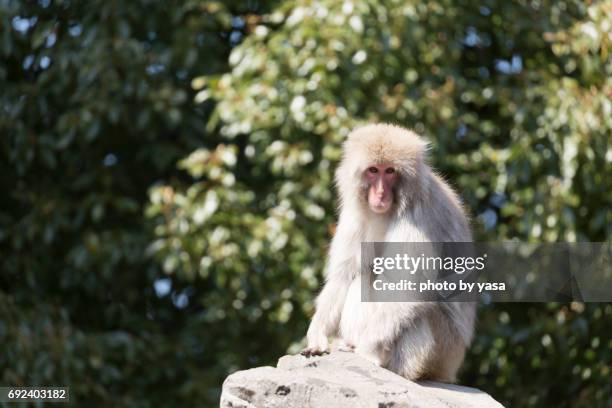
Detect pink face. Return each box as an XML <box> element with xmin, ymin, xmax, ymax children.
<box><xmin>365</xmin><ymin>164</ymin><xmax>399</xmax><ymax>214</ymax></box>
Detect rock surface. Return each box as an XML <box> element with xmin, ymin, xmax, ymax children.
<box><xmin>220</xmin><ymin>352</ymin><xmax>503</xmax><ymax>408</ymax></box>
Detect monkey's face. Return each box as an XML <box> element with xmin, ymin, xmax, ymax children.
<box><xmin>364</xmin><ymin>164</ymin><xmax>398</xmax><ymax>214</ymax></box>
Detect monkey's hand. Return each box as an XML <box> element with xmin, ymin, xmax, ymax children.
<box><xmin>301</xmin><ymin>323</ymin><xmax>330</xmax><ymax>357</ymax></box>
<box><xmin>300</xmin><ymin>346</ymin><xmax>329</xmax><ymax>357</ymax></box>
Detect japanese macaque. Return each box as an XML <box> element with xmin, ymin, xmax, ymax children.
<box><xmin>301</xmin><ymin>123</ymin><xmax>476</xmax><ymax>382</ymax></box>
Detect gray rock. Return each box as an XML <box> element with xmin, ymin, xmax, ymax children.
<box><xmin>220</xmin><ymin>352</ymin><xmax>503</xmax><ymax>408</ymax></box>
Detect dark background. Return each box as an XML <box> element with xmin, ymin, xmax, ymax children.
<box><xmin>1</xmin><ymin>0</ymin><xmax>610</xmax><ymax>406</ymax></box>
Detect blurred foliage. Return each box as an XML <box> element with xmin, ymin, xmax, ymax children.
<box><xmin>1</xmin><ymin>0</ymin><xmax>611</xmax><ymax>407</ymax></box>
<box><xmin>0</xmin><ymin>0</ymin><xmax>274</xmax><ymax>405</ymax></box>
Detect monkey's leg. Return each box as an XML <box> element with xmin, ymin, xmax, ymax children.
<box><xmin>353</xmin><ymin>326</ymin><xmax>392</xmax><ymax>366</ymax></box>
<box><xmin>354</xmin><ymin>346</ymin><xmax>384</xmax><ymax>366</ymax></box>
<box><xmin>386</xmin><ymin>319</ymin><xmax>436</xmax><ymax>381</ymax></box>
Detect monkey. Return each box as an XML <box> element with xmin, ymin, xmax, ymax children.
<box><xmin>301</xmin><ymin>123</ymin><xmax>476</xmax><ymax>383</ymax></box>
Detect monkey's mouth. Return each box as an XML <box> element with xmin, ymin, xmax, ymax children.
<box><xmin>369</xmin><ymin>196</ymin><xmax>393</xmax><ymax>213</ymax></box>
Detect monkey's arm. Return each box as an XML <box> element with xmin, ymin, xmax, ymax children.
<box><xmin>301</xmin><ymin>272</ymin><xmax>351</xmax><ymax>356</ymax></box>
<box><xmin>302</xmin><ymin>217</ymin><xmax>358</xmax><ymax>356</ymax></box>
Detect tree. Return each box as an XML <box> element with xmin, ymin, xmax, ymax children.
<box><xmin>0</xmin><ymin>0</ymin><xmax>266</xmax><ymax>405</ymax></box>
<box><xmin>2</xmin><ymin>0</ymin><xmax>610</xmax><ymax>406</ymax></box>
<box><xmin>148</xmin><ymin>1</ymin><xmax>611</xmax><ymax>406</ymax></box>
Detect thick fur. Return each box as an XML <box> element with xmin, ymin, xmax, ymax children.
<box><xmin>303</xmin><ymin>123</ymin><xmax>476</xmax><ymax>382</ymax></box>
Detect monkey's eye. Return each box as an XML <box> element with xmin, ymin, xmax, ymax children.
<box><xmin>368</xmin><ymin>167</ymin><xmax>378</xmax><ymax>174</ymax></box>
<box><xmin>385</xmin><ymin>168</ymin><xmax>395</xmax><ymax>174</ymax></box>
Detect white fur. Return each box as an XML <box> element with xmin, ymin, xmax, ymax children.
<box><xmin>303</xmin><ymin>123</ymin><xmax>476</xmax><ymax>382</ymax></box>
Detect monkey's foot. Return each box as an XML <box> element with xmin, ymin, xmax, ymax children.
<box><xmin>300</xmin><ymin>347</ymin><xmax>330</xmax><ymax>357</ymax></box>
<box><xmin>335</xmin><ymin>340</ymin><xmax>355</xmax><ymax>352</ymax></box>
<box><xmin>354</xmin><ymin>347</ymin><xmax>383</xmax><ymax>366</ymax></box>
